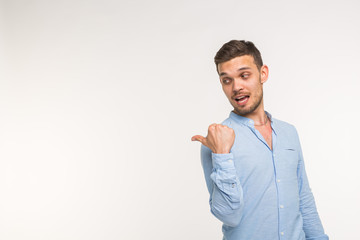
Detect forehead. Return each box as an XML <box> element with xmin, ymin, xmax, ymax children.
<box><xmin>217</xmin><ymin>55</ymin><xmax>257</xmax><ymax>75</ymax></box>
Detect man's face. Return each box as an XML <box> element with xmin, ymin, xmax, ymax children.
<box><xmin>217</xmin><ymin>55</ymin><xmax>268</xmax><ymax>116</ymax></box>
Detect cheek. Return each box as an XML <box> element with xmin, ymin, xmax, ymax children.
<box><xmin>222</xmin><ymin>86</ymin><xmax>231</xmax><ymax>95</ymax></box>
<box><xmin>249</xmin><ymin>83</ymin><xmax>261</xmax><ymax>93</ymax></box>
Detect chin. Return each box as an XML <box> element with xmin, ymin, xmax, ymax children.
<box><xmin>232</xmin><ymin>102</ymin><xmax>258</xmax><ymax>116</ymax></box>
<box><xmin>234</xmin><ymin>108</ymin><xmax>252</xmax><ymax>116</ymax></box>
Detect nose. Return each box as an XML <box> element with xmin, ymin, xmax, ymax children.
<box><xmin>232</xmin><ymin>78</ymin><xmax>244</xmax><ymax>93</ymax></box>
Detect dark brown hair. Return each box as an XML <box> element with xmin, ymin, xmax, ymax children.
<box><xmin>214</xmin><ymin>40</ymin><xmax>263</xmax><ymax>71</ymax></box>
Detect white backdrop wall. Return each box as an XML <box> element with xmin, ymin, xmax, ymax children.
<box><xmin>1</xmin><ymin>0</ymin><xmax>359</xmax><ymax>239</ymax></box>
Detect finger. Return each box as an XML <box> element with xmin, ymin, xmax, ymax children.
<box><xmin>191</xmin><ymin>135</ymin><xmax>206</xmax><ymax>143</ymax></box>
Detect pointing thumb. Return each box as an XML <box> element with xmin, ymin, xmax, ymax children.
<box><xmin>191</xmin><ymin>135</ymin><xmax>206</xmax><ymax>144</ymax></box>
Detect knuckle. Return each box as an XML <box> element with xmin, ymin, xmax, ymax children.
<box><xmin>209</xmin><ymin>123</ymin><xmax>217</xmax><ymax>129</ymax></box>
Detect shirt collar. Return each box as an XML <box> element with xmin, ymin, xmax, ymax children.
<box><xmin>229</xmin><ymin>111</ymin><xmax>273</xmax><ymax>128</ymax></box>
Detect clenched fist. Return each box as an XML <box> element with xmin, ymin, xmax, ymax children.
<box><xmin>191</xmin><ymin>124</ymin><xmax>235</xmax><ymax>154</ymax></box>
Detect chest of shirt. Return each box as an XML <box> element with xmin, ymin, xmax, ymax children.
<box><xmin>230</xmin><ymin>125</ymin><xmax>300</xmax><ymax>184</ymax></box>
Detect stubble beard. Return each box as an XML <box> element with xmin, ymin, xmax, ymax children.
<box><xmin>232</xmin><ymin>87</ymin><xmax>263</xmax><ymax>116</ymax></box>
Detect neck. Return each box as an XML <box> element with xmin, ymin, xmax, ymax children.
<box><xmin>235</xmin><ymin>101</ymin><xmax>268</xmax><ymax>125</ymax></box>
<box><xmin>247</xmin><ymin>111</ymin><xmax>268</xmax><ymax>126</ymax></box>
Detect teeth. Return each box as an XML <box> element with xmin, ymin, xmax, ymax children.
<box><xmin>235</xmin><ymin>96</ymin><xmax>248</xmax><ymax>103</ymax></box>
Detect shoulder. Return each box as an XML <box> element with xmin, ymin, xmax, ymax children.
<box><xmin>272</xmin><ymin>117</ymin><xmax>299</xmax><ymax>138</ymax></box>
<box><xmin>220</xmin><ymin>116</ymin><xmax>235</xmax><ymax>128</ymax></box>
<box><xmin>272</xmin><ymin>117</ymin><xmax>296</xmax><ymax>130</ymax></box>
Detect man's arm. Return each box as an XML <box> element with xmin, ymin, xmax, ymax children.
<box><xmin>294</xmin><ymin>129</ymin><xmax>329</xmax><ymax>240</ymax></box>
<box><xmin>192</xmin><ymin>124</ymin><xmax>243</xmax><ymax>227</ymax></box>
<box><xmin>200</xmin><ymin>145</ymin><xmax>244</xmax><ymax>227</ymax></box>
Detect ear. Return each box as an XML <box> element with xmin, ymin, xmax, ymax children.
<box><xmin>260</xmin><ymin>65</ymin><xmax>269</xmax><ymax>84</ymax></box>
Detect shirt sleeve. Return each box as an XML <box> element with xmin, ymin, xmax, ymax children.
<box><xmin>294</xmin><ymin>129</ymin><xmax>329</xmax><ymax>240</ymax></box>
<box><xmin>200</xmin><ymin>144</ymin><xmax>244</xmax><ymax>227</ymax></box>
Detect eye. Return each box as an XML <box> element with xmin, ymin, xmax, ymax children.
<box><xmin>241</xmin><ymin>73</ymin><xmax>250</xmax><ymax>79</ymax></box>
<box><xmin>222</xmin><ymin>78</ymin><xmax>232</xmax><ymax>84</ymax></box>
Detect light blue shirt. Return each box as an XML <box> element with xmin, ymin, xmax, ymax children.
<box><xmin>201</xmin><ymin>111</ymin><xmax>328</xmax><ymax>240</ymax></box>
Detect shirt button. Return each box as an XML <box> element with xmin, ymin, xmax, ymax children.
<box><xmin>281</xmin><ymin>232</ymin><xmax>284</xmax><ymax>235</ymax></box>
<box><xmin>280</xmin><ymin>205</ymin><xmax>284</xmax><ymax>209</ymax></box>
<box><xmin>273</xmin><ymin>154</ymin><xmax>276</xmax><ymax>157</ymax></box>
<box><xmin>277</xmin><ymin>179</ymin><xmax>281</xmax><ymax>183</ymax></box>
<box><xmin>232</xmin><ymin>183</ymin><xmax>235</xmax><ymax>188</ymax></box>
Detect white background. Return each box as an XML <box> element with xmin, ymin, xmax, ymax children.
<box><xmin>1</xmin><ymin>0</ymin><xmax>359</xmax><ymax>239</ymax></box>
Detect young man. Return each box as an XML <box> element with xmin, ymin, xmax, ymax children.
<box><xmin>192</xmin><ymin>40</ymin><xmax>328</xmax><ymax>240</ymax></box>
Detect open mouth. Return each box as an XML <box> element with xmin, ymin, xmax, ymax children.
<box><xmin>234</xmin><ymin>95</ymin><xmax>249</xmax><ymax>103</ymax></box>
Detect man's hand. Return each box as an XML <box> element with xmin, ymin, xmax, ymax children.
<box><xmin>191</xmin><ymin>124</ymin><xmax>235</xmax><ymax>154</ymax></box>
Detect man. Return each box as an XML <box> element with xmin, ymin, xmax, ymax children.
<box><xmin>191</xmin><ymin>40</ymin><xmax>328</xmax><ymax>240</ymax></box>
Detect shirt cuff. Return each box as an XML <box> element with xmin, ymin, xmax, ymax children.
<box><xmin>212</xmin><ymin>153</ymin><xmax>234</xmax><ymax>169</ymax></box>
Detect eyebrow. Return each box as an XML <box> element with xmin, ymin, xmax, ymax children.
<box><xmin>219</xmin><ymin>67</ymin><xmax>251</xmax><ymax>76</ymax></box>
